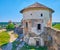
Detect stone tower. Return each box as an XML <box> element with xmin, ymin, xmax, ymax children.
<box><xmin>20</xmin><ymin>2</ymin><xmax>54</xmax><ymax>46</ymax></box>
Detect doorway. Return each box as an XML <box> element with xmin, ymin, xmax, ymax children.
<box><xmin>36</xmin><ymin>41</ymin><xmax>39</xmax><ymax>46</ymax></box>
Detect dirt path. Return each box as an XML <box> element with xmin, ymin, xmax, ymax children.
<box><xmin>0</xmin><ymin>29</ymin><xmax>17</xmax><ymax>42</ymax></box>
<box><xmin>8</xmin><ymin>31</ymin><xmax>17</xmax><ymax>42</ymax></box>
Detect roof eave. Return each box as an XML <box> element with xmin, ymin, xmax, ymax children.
<box><xmin>20</xmin><ymin>7</ymin><xmax>54</xmax><ymax>13</ymax></box>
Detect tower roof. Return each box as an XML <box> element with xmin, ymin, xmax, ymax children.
<box><xmin>27</xmin><ymin>2</ymin><xmax>49</xmax><ymax>8</ymax></box>
<box><xmin>20</xmin><ymin>2</ymin><xmax>54</xmax><ymax>13</ymax></box>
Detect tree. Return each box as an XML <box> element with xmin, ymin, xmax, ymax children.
<box><xmin>0</xmin><ymin>26</ymin><xmax>2</xmax><ymax>29</ymax></box>
<box><xmin>6</xmin><ymin>21</ymin><xmax>15</xmax><ymax>30</ymax></box>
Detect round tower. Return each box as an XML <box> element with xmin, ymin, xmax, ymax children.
<box><xmin>20</xmin><ymin>2</ymin><xmax>54</xmax><ymax>46</ymax></box>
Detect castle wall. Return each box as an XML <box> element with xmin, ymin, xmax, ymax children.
<box><xmin>44</xmin><ymin>27</ymin><xmax>60</xmax><ymax>50</ymax></box>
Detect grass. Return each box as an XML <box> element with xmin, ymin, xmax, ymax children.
<box><xmin>0</xmin><ymin>31</ymin><xmax>10</xmax><ymax>46</ymax></box>
<box><xmin>53</xmin><ymin>24</ymin><xmax>60</xmax><ymax>30</ymax></box>
<box><xmin>20</xmin><ymin>43</ymin><xmax>47</xmax><ymax>50</ymax></box>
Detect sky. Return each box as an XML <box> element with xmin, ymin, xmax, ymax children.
<box><xmin>0</xmin><ymin>0</ymin><xmax>60</xmax><ymax>22</ymax></box>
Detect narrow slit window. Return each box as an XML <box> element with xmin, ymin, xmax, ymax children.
<box><xmin>26</xmin><ymin>22</ymin><xmax>28</xmax><ymax>28</ymax></box>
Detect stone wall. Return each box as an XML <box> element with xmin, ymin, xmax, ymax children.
<box><xmin>23</xmin><ymin>26</ymin><xmax>60</xmax><ymax>50</ymax></box>
<box><xmin>44</xmin><ymin>27</ymin><xmax>60</xmax><ymax>50</ymax></box>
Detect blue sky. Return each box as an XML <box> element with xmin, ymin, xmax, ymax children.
<box><xmin>0</xmin><ymin>0</ymin><xmax>60</xmax><ymax>22</ymax></box>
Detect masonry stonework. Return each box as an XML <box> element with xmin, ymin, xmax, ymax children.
<box><xmin>20</xmin><ymin>2</ymin><xmax>60</xmax><ymax>50</ymax></box>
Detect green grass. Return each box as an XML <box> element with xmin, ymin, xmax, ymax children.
<box><xmin>12</xmin><ymin>42</ymin><xmax>47</xmax><ymax>50</ymax></box>
<box><xmin>20</xmin><ymin>44</ymin><xmax>47</xmax><ymax>50</ymax></box>
<box><xmin>53</xmin><ymin>24</ymin><xmax>60</xmax><ymax>30</ymax></box>
<box><xmin>0</xmin><ymin>31</ymin><xmax>10</xmax><ymax>46</ymax></box>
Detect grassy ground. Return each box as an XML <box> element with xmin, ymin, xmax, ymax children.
<box><xmin>0</xmin><ymin>31</ymin><xmax>10</xmax><ymax>46</ymax></box>
<box><xmin>53</xmin><ymin>24</ymin><xmax>60</xmax><ymax>30</ymax></box>
<box><xmin>20</xmin><ymin>44</ymin><xmax>47</xmax><ymax>50</ymax></box>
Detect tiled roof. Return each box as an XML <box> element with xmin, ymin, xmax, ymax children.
<box><xmin>20</xmin><ymin>2</ymin><xmax>54</xmax><ymax>13</ymax></box>
<box><xmin>28</xmin><ymin>2</ymin><xmax>49</xmax><ymax>8</ymax></box>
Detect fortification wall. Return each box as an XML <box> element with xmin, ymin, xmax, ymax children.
<box><xmin>44</xmin><ymin>27</ymin><xmax>60</xmax><ymax>50</ymax></box>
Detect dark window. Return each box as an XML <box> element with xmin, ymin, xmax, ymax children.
<box><xmin>41</xmin><ymin>13</ymin><xmax>43</xmax><ymax>17</ymax></box>
<box><xmin>30</xmin><ymin>14</ymin><xmax>32</xmax><ymax>15</ymax></box>
<box><xmin>37</xmin><ymin>24</ymin><xmax>41</xmax><ymax>30</ymax></box>
<box><xmin>26</xmin><ymin>22</ymin><xmax>28</xmax><ymax>28</ymax></box>
<box><xmin>36</xmin><ymin>41</ymin><xmax>39</xmax><ymax>46</ymax></box>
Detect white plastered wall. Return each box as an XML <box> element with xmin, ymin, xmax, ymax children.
<box><xmin>23</xmin><ymin>10</ymin><xmax>51</xmax><ymax>27</ymax></box>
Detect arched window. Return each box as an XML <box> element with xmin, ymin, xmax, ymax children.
<box><xmin>37</xmin><ymin>24</ymin><xmax>41</xmax><ymax>30</ymax></box>
<box><xmin>26</xmin><ymin>22</ymin><xmax>28</xmax><ymax>28</ymax></box>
